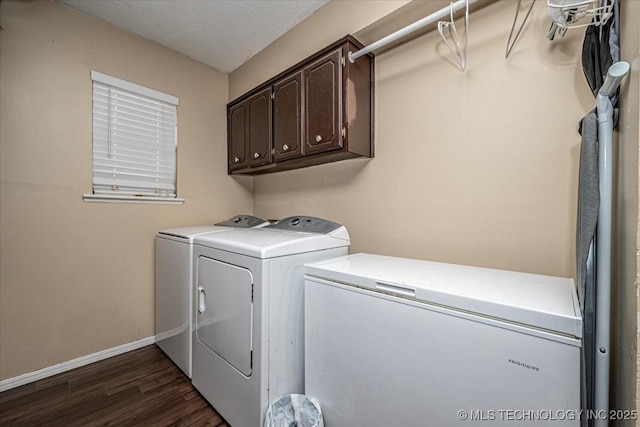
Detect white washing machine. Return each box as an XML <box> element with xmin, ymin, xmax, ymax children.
<box><xmin>155</xmin><ymin>215</ymin><xmax>269</xmax><ymax>378</ymax></box>
<box><xmin>191</xmin><ymin>216</ymin><xmax>350</xmax><ymax>427</ymax></box>
<box><xmin>304</xmin><ymin>253</ymin><xmax>583</xmax><ymax>426</ymax></box>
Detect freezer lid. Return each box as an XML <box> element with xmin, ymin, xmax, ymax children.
<box><xmin>193</xmin><ymin>227</ymin><xmax>350</xmax><ymax>259</ymax></box>
<box><xmin>304</xmin><ymin>253</ymin><xmax>582</xmax><ymax>338</ymax></box>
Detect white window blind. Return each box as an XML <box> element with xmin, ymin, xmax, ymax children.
<box><xmin>91</xmin><ymin>71</ymin><xmax>178</xmax><ymax>199</ymax></box>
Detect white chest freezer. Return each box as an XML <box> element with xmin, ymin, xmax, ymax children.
<box><xmin>304</xmin><ymin>253</ymin><xmax>582</xmax><ymax>426</ymax></box>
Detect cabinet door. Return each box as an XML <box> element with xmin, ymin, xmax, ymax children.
<box><xmin>246</xmin><ymin>88</ymin><xmax>272</xmax><ymax>167</ymax></box>
<box><xmin>304</xmin><ymin>48</ymin><xmax>342</xmax><ymax>154</ymax></box>
<box><xmin>228</xmin><ymin>103</ymin><xmax>247</xmax><ymax>171</ymax></box>
<box><xmin>273</xmin><ymin>72</ymin><xmax>303</xmax><ymax>161</ymax></box>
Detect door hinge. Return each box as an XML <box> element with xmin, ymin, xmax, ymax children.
<box><xmin>251</xmin><ymin>286</ymin><xmax>254</xmax><ymax>302</ymax></box>
<box><xmin>341</xmin><ymin>126</ymin><xmax>346</xmax><ymax>138</ymax></box>
<box><xmin>271</xmin><ymin>92</ymin><xmax>275</xmax><ymax>100</ymax></box>
<box><xmin>250</xmin><ymin>350</ymin><xmax>253</xmax><ymax>369</ymax></box>
<box><xmin>341</xmin><ymin>56</ymin><xmax>346</xmax><ymax>67</ymax></box>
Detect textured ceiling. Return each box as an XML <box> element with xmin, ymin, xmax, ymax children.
<box><xmin>58</xmin><ymin>0</ymin><xmax>329</xmax><ymax>73</ymax></box>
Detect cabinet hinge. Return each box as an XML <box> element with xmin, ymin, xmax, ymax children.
<box><xmin>251</xmin><ymin>286</ymin><xmax>254</xmax><ymax>302</ymax></box>
<box><xmin>271</xmin><ymin>92</ymin><xmax>275</xmax><ymax>100</ymax></box>
<box><xmin>341</xmin><ymin>56</ymin><xmax>346</xmax><ymax>67</ymax></box>
<box><xmin>341</xmin><ymin>127</ymin><xmax>346</xmax><ymax>138</ymax></box>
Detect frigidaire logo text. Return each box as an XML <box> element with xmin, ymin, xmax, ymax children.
<box><xmin>508</xmin><ymin>358</ymin><xmax>540</xmax><ymax>372</ymax></box>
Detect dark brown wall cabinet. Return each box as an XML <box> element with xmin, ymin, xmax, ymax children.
<box><xmin>227</xmin><ymin>35</ymin><xmax>374</xmax><ymax>175</ymax></box>
<box><xmin>229</xmin><ymin>88</ymin><xmax>272</xmax><ymax>171</ymax></box>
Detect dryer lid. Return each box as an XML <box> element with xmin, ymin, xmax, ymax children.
<box><xmin>304</xmin><ymin>253</ymin><xmax>582</xmax><ymax>339</ymax></box>
<box><xmin>265</xmin><ymin>216</ymin><xmax>343</xmax><ymax>234</ymax></box>
<box><xmin>193</xmin><ymin>226</ymin><xmax>350</xmax><ymax>259</ymax></box>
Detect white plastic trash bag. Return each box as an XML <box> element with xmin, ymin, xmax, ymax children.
<box><xmin>264</xmin><ymin>394</ymin><xmax>324</xmax><ymax>427</ymax></box>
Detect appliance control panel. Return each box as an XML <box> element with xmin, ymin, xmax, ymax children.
<box><xmin>266</xmin><ymin>216</ymin><xmax>342</xmax><ymax>234</ymax></box>
<box><xmin>215</xmin><ymin>215</ymin><xmax>268</xmax><ymax>228</ymax></box>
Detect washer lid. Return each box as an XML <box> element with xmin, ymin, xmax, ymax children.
<box><xmin>215</xmin><ymin>215</ymin><xmax>270</xmax><ymax>228</ymax></box>
<box><xmin>305</xmin><ymin>253</ymin><xmax>582</xmax><ymax>338</ymax></box>
<box><xmin>193</xmin><ymin>226</ymin><xmax>350</xmax><ymax>259</ymax></box>
<box><xmin>157</xmin><ymin>215</ymin><xmax>269</xmax><ymax>241</ymax></box>
<box><xmin>157</xmin><ymin>225</ymin><xmax>231</xmax><ymax>242</ymax></box>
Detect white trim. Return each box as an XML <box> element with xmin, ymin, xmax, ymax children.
<box><xmin>0</xmin><ymin>336</ymin><xmax>156</xmax><ymax>392</ymax></box>
<box><xmin>90</xmin><ymin>71</ymin><xmax>179</xmax><ymax>105</ymax></box>
<box><xmin>83</xmin><ymin>194</ymin><xmax>185</xmax><ymax>204</ymax></box>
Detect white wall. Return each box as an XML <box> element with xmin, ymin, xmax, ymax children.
<box><xmin>0</xmin><ymin>0</ymin><xmax>252</xmax><ymax>380</ymax></box>
<box><xmin>232</xmin><ymin>0</ymin><xmax>593</xmax><ymax>278</ymax></box>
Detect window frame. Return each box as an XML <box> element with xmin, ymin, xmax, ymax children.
<box><xmin>83</xmin><ymin>71</ymin><xmax>184</xmax><ymax>204</ymax></box>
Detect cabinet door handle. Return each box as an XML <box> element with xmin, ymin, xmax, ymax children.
<box><xmin>282</xmin><ymin>144</ymin><xmax>289</xmax><ymax>151</ymax></box>
<box><xmin>233</xmin><ymin>157</ymin><xmax>240</xmax><ymax>163</ymax></box>
<box><xmin>315</xmin><ymin>135</ymin><xmax>322</xmax><ymax>142</ymax></box>
<box><xmin>253</xmin><ymin>152</ymin><xmax>260</xmax><ymax>159</ymax></box>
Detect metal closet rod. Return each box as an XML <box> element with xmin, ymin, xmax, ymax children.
<box><xmin>348</xmin><ymin>0</ymin><xmax>478</xmax><ymax>63</ymax></box>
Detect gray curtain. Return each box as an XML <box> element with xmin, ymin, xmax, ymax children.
<box><xmin>576</xmin><ymin>112</ymin><xmax>599</xmax><ymax>427</ymax></box>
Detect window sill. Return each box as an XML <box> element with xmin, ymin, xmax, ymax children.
<box><xmin>82</xmin><ymin>194</ymin><xmax>185</xmax><ymax>205</ymax></box>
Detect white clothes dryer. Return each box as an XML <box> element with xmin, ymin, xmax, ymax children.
<box><xmin>191</xmin><ymin>216</ymin><xmax>350</xmax><ymax>427</ymax></box>
<box><xmin>155</xmin><ymin>215</ymin><xmax>269</xmax><ymax>378</ymax></box>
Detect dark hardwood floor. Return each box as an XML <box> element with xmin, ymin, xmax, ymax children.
<box><xmin>0</xmin><ymin>345</ymin><xmax>230</xmax><ymax>426</ymax></box>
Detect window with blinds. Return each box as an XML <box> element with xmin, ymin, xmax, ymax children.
<box><xmin>90</xmin><ymin>71</ymin><xmax>178</xmax><ymax>199</ymax></box>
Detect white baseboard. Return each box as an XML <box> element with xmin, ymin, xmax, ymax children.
<box><xmin>0</xmin><ymin>336</ymin><xmax>156</xmax><ymax>393</ymax></box>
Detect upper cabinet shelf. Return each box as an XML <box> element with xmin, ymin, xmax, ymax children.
<box><xmin>227</xmin><ymin>35</ymin><xmax>374</xmax><ymax>175</ymax></box>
